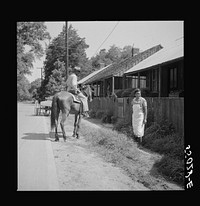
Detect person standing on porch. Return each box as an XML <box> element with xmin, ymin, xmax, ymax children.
<box><xmin>131</xmin><ymin>88</ymin><xmax>147</xmax><ymax>144</ymax></box>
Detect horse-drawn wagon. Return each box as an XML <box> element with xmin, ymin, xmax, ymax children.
<box><xmin>34</xmin><ymin>99</ymin><xmax>52</xmax><ymax>116</ymax></box>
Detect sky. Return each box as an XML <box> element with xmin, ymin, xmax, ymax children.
<box><xmin>25</xmin><ymin>21</ymin><xmax>183</xmax><ymax>83</ymax></box>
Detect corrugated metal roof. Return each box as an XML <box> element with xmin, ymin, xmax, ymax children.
<box><xmin>78</xmin><ymin>64</ymin><xmax>112</xmax><ymax>84</ymax></box>
<box><xmin>85</xmin><ymin>44</ymin><xmax>163</xmax><ymax>84</ymax></box>
<box><xmin>125</xmin><ymin>43</ymin><xmax>183</xmax><ymax>74</ymax></box>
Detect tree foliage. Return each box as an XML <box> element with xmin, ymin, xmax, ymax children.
<box><xmin>17</xmin><ymin>22</ymin><xmax>50</xmax><ymax>101</ymax></box>
<box><xmin>42</xmin><ymin>24</ymin><xmax>90</xmax><ymax>96</ymax></box>
<box><xmin>28</xmin><ymin>78</ymin><xmax>41</xmax><ymax>100</ymax></box>
<box><xmin>90</xmin><ymin>44</ymin><xmax>140</xmax><ymax>71</ymax></box>
<box><xmin>17</xmin><ymin>75</ymin><xmax>31</xmax><ymax>101</ymax></box>
<box><xmin>31</xmin><ymin>23</ymin><xmax>141</xmax><ymax>100</ymax></box>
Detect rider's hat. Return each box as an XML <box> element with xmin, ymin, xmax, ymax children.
<box><xmin>73</xmin><ymin>66</ymin><xmax>81</xmax><ymax>72</ymax></box>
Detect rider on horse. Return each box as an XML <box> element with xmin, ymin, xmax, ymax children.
<box><xmin>66</xmin><ymin>66</ymin><xmax>89</xmax><ymax>118</ymax></box>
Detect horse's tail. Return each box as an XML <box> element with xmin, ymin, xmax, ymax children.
<box><xmin>51</xmin><ymin>95</ymin><xmax>59</xmax><ymax>130</ymax></box>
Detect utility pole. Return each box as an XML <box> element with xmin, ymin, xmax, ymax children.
<box><xmin>65</xmin><ymin>21</ymin><xmax>69</xmax><ymax>80</ymax></box>
<box><xmin>132</xmin><ymin>43</ymin><xmax>134</xmax><ymax>57</ymax></box>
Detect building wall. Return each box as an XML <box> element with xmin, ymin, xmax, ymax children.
<box><xmin>161</xmin><ymin>59</ymin><xmax>184</xmax><ymax>96</ymax></box>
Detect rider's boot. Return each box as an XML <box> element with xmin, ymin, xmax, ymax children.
<box><xmin>82</xmin><ymin>111</ymin><xmax>89</xmax><ymax>118</ymax></box>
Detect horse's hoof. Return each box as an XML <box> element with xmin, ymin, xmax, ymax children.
<box><xmin>72</xmin><ymin>134</ymin><xmax>75</xmax><ymax>138</ymax></box>
<box><xmin>76</xmin><ymin>135</ymin><xmax>79</xmax><ymax>139</ymax></box>
<box><xmin>55</xmin><ymin>138</ymin><xmax>59</xmax><ymax>142</ymax></box>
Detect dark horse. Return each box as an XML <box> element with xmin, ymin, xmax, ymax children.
<box><xmin>50</xmin><ymin>85</ymin><xmax>92</xmax><ymax>141</ymax></box>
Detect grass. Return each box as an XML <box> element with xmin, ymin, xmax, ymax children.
<box><xmin>114</xmin><ymin>117</ymin><xmax>184</xmax><ymax>186</ymax></box>
<box><xmin>86</xmin><ymin>109</ymin><xmax>184</xmax><ymax>186</ymax></box>
<box><xmin>80</xmin><ymin>121</ymin><xmax>141</xmax><ymax>168</ymax></box>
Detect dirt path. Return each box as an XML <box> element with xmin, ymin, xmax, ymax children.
<box><xmin>46</xmin><ymin>115</ymin><xmax>183</xmax><ymax>190</ymax></box>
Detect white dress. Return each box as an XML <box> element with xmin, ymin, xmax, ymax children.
<box><xmin>132</xmin><ymin>97</ymin><xmax>147</xmax><ymax>137</ymax></box>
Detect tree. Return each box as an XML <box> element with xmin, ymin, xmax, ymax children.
<box><xmin>106</xmin><ymin>44</ymin><xmax>122</xmax><ymax>62</ymax></box>
<box><xmin>29</xmin><ymin>78</ymin><xmax>41</xmax><ymax>99</ymax></box>
<box><xmin>45</xmin><ymin>59</ymin><xmax>66</xmax><ymax>95</ymax></box>
<box><xmin>17</xmin><ymin>75</ymin><xmax>31</xmax><ymax>101</ymax></box>
<box><xmin>121</xmin><ymin>45</ymin><xmax>140</xmax><ymax>59</ymax></box>
<box><xmin>17</xmin><ymin>22</ymin><xmax>50</xmax><ymax>101</ymax></box>
<box><xmin>42</xmin><ymin>24</ymin><xmax>90</xmax><ymax>97</ymax></box>
<box><xmin>89</xmin><ymin>44</ymin><xmax>141</xmax><ymax>71</ymax></box>
<box><xmin>17</xmin><ymin>22</ymin><xmax>50</xmax><ymax>76</ymax></box>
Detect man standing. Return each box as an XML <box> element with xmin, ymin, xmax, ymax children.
<box><xmin>66</xmin><ymin>66</ymin><xmax>89</xmax><ymax>117</ymax></box>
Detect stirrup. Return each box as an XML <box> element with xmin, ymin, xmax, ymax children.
<box><xmin>82</xmin><ymin>112</ymin><xmax>89</xmax><ymax>118</ymax></box>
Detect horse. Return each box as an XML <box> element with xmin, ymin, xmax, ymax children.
<box><xmin>50</xmin><ymin>85</ymin><xmax>93</xmax><ymax>141</ymax></box>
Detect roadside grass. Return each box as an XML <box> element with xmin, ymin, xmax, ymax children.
<box><xmin>86</xmin><ymin>109</ymin><xmax>184</xmax><ymax>186</ymax></box>
<box><xmin>142</xmin><ymin>121</ymin><xmax>184</xmax><ymax>185</ymax></box>
<box><xmin>80</xmin><ymin>119</ymin><xmax>184</xmax><ymax>190</ymax></box>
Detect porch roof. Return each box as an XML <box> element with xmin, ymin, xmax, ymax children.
<box><xmin>125</xmin><ymin>43</ymin><xmax>183</xmax><ymax>74</ymax></box>
<box><xmin>84</xmin><ymin>44</ymin><xmax>162</xmax><ymax>84</ymax></box>
<box><xmin>78</xmin><ymin>64</ymin><xmax>112</xmax><ymax>85</ymax></box>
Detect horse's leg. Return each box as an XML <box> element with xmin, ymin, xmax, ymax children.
<box><xmin>72</xmin><ymin>114</ymin><xmax>78</xmax><ymax>138</ymax></box>
<box><xmin>55</xmin><ymin>119</ymin><xmax>59</xmax><ymax>141</ymax></box>
<box><xmin>76</xmin><ymin>113</ymin><xmax>82</xmax><ymax>139</ymax></box>
<box><xmin>60</xmin><ymin>111</ymin><xmax>68</xmax><ymax>141</ymax></box>
<box><xmin>55</xmin><ymin>109</ymin><xmax>60</xmax><ymax>141</ymax></box>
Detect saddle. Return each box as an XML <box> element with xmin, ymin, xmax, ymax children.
<box><xmin>68</xmin><ymin>90</ymin><xmax>81</xmax><ymax>104</ymax></box>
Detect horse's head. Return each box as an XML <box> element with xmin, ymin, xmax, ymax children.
<box><xmin>81</xmin><ymin>84</ymin><xmax>93</xmax><ymax>102</ymax></box>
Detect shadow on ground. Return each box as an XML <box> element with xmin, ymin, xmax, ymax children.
<box><xmin>21</xmin><ymin>132</ymin><xmax>75</xmax><ymax>142</ymax></box>
<box><xmin>22</xmin><ymin>133</ymin><xmax>50</xmax><ymax>140</ymax></box>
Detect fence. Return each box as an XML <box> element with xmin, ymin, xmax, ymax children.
<box><xmin>89</xmin><ymin>97</ymin><xmax>184</xmax><ymax>136</ymax></box>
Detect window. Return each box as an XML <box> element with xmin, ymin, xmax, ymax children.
<box><xmin>132</xmin><ymin>76</ymin><xmax>138</xmax><ymax>88</ymax></box>
<box><xmin>114</xmin><ymin>77</ymin><xmax>123</xmax><ymax>89</ymax></box>
<box><xmin>152</xmin><ymin>69</ymin><xmax>158</xmax><ymax>92</ymax></box>
<box><xmin>170</xmin><ymin>67</ymin><xmax>177</xmax><ymax>89</ymax></box>
<box><xmin>140</xmin><ymin>76</ymin><xmax>146</xmax><ymax>88</ymax></box>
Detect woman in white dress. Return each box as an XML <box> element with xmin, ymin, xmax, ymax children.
<box><xmin>131</xmin><ymin>88</ymin><xmax>147</xmax><ymax>143</ymax></box>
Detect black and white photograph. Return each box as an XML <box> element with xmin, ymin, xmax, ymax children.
<box><xmin>17</xmin><ymin>21</ymin><xmax>185</xmax><ymax>191</ymax></box>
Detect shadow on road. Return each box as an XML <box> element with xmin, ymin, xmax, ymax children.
<box><xmin>22</xmin><ymin>133</ymin><xmax>50</xmax><ymax>140</ymax></box>
<box><xmin>49</xmin><ymin>131</ymin><xmax>76</xmax><ymax>142</ymax></box>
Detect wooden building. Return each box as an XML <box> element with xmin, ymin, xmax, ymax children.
<box><xmin>124</xmin><ymin>43</ymin><xmax>184</xmax><ymax>97</ymax></box>
<box><xmin>79</xmin><ymin>44</ymin><xmax>163</xmax><ymax>97</ymax></box>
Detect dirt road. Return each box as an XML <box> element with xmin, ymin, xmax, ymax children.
<box><xmin>18</xmin><ymin>102</ymin><xmax>59</xmax><ymax>191</ymax></box>
<box><xmin>46</xmin><ymin>114</ymin><xmax>183</xmax><ymax>191</ymax></box>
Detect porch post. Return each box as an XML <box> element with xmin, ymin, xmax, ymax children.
<box><xmin>112</xmin><ymin>76</ymin><xmax>115</xmax><ymax>94</ymax></box>
<box><xmin>158</xmin><ymin>65</ymin><xmax>162</xmax><ymax>97</ymax></box>
<box><xmin>137</xmin><ymin>72</ymin><xmax>140</xmax><ymax>88</ymax></box>
<box><xmin>122</xmin><ymin>75</ymin><xmax>126</xmax><ymax>89</ymax></box>
<box><xmin>96</xmin><ymin>82</ymin><xmax>98</xmax><ymax>97</ymax></box>
<box><xmin>103</xmin><ymin>79</ymin><xmax>106</xmax><ymax>97</ymax></box>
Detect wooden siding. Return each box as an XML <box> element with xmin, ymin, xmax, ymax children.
<box><xmin>89</xmin><ymin>97</ymin><xmax>184</xmax><ymax>136</ymax></box>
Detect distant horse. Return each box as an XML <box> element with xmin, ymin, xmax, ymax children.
<box><xmin>51</xmin><ymin>85</ymin><xmax>93</xmax><ymax>141</ymax></box>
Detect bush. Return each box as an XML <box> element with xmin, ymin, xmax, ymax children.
<box><xmin>115</xmin><ymin>90</ymin><xmax>124</xmax><ymax>98</ymax></box>
<box><xmin>146</xmin><ymin>109</ymin><xmax>155</xmax><ymax>128</ymax></box>
<box><xmin>111</xmin><ymin>116</ymin><xmax>118</xmax><ymax>124</ymax></box>
<box><xmin>154</xmin><ymin>155</ymin><xmax>184</xmax><ymax>185</ymax></box>
<box><xmin>142</xmin><ymin>118</ymin><xmax>184</xmax><ymax>185</ymax></box>
<box><xmin>130</xmin><ymin>88</ymin><xmax>151</xmax><ymax>97</ymax></box>
<box><xmin>121</xmin><ymin>88</ymin><xmax>135</xmax><ymax>97</ymax></box>
<box><xmin>96</xmin><ymin>110</ymin><xmax>105</xmax><ymax>119</ymax></box>
<box><xmin>89</xmin><ymin>110</ymin><xmax>97</xmax><ymax>118</ymax></box>
<box><xmin>101</xmin><ymin>110</ymin><xmax>114</xmax><ymax>124</ymax></box>
<box><xmin>144</xmin><ymin>118</ymin><xmax>175</xmax><ymax>140</ymax></box>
